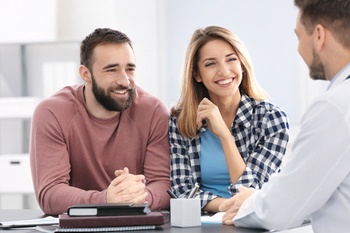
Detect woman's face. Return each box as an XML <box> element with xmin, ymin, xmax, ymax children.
<box><xmin>196</xmin><ymin>39</ymin><xmax>243</xmax><ymax>102</ymax></box>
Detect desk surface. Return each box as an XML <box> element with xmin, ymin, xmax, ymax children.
<box><xmin>0</xmin><ymin>209</ymin><xmax>313</xmax><ymax>233</ymax></box>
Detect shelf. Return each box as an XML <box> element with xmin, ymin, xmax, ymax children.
<box><xmin>0</xmin><ymin>97</ymin><xmax>41</xmax><ymax>119</ymax></box>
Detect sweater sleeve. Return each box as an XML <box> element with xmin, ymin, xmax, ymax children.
<box><xmin>30</xmin><ymin>101</ymin><xmax>107</xmax><ymax>215</ymax></box>
<box><xmin>142</xmin><ymin>101</ymin><xmax>171</xmax><ymax>210</ymax></box>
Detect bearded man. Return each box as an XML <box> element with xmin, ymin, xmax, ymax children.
<box><xmin>30</xmin><ymin>28</ymin><xmax>170</xmax><ymax>215</ymax></box>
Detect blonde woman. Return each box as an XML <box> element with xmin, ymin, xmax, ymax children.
<box><xmin>169</xmin><ymin>26</ymin><xmax>289</xmax><ymax>213</ymax></box>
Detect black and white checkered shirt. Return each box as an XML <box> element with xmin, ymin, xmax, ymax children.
<box><xmin>169</xmin><ymin>93</ymin><xmax>289</xmax><ymax>208</ymax></box>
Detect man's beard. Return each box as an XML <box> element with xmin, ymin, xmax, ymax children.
<box><xmin>309</xmin><ymin>49</ymin><xmax>326</xmax><ymax>81</ymax></box>
<box><xmin>91</xmin><ymin>74</ymin><xmax>134</xmax><ymax>112</ymax></box>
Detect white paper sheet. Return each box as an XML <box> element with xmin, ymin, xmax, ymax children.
<box><xmin>0</xmin><ymin>216</ymin><xmax>58</xmax><ymax>229</ymax></box>
<box><xmin>201</xmin><ymin>212</ymin><xmax>225</xmax><ymax>224</ymax></box>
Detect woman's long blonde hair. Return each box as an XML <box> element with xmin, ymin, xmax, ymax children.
<box><xmin>171</xmin><ymin>26</ymin><xmax>267</xmax><ymax>139</ymax></box>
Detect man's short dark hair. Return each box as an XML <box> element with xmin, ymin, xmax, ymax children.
<box><xmin>80</xmin><ymin>28</ymin><xmax>133</xmax><ymax>70</ymax></box>
<box><xmin>294</xmin><ymin>0</ymin><xmax>350</xmax><ymax>48</ymax></box>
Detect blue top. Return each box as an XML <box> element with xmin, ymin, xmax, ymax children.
<box><xmin>200</xmin><ymin>129</ymin><xmax>231</xmax><ymax>198</ymax></box>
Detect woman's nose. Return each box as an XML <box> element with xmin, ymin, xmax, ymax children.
<box><xmin>217</xmin><ymin>63</ymin><xmax>230</xmax><ymax>76</ymax></box>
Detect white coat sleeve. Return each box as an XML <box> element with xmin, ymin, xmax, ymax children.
<box><xmin>233</xmin><ymin>95</ymin><xmax>350</xmax><ymax>231</ymax></box>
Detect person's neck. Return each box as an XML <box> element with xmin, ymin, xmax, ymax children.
<box><xmin>323</xmin><ymin>40</ymin><xmax>350</xmax><ymax>80</ymax></box>
<box><xmin>210</xmin><ymin>92</ymin><xmax>241</xmax><ymax>128</ymax></box>
<box><xmin>327</xmin><ymin>59</ymin><xmax>350</xmax><ymax>81</ymax></box>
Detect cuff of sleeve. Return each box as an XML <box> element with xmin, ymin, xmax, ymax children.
<box><xmin>91</xmin><ymin>189</ymin><xmax>108</xmax><ymax>203</ymax></box>
<box><xmin>229</xmin><ymin>167</ymin><xmax>255</xmax><ymax>195</ymax></box>
<box><xmin>145</xmin><ymin>189</ymin><xmax>154</xmax><ymax>208</ymax></box>
<box><xmin>102</xmin><ymin>189</ymin><xmax>108</xmax><ymax>203</ymax></box>
<box><xmin>199</xmin><ymin>191</ymin><xmax>218</xmax><ymax>208</ymax></box>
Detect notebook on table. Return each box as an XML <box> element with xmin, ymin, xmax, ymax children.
<box><xmin>57</xmin><ymin>212</ymin><xmax>164</xmax><ymax>232</ymax></box>
<box><xmin>66</xmin><ymin>203</ymin><xmax>150</xmax><ymax>217</ymax></box>
<box><xmin>36</xmin><ymin>225</ymin><xmax>157</xmax><ymax>233</ymax></box>
<box><xmin>54</xmin><ymin>225</ymin><xmax>157</xmax><ymax>232</ymax></box>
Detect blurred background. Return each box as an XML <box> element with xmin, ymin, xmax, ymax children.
<box><xmin>0</xmin><ymin>0</ymin><xmax>329</xmax><ymax>209</ymax></box>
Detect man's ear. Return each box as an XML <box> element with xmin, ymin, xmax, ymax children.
<box><xmin>313</xmin><ymin>24</ymin><xmax>326</xmax><ymax>51</ymax></box>
<box><xmin>79</xmin><ymin>65</ymin><xmax>92</xmax><ymax>83</ymax></box>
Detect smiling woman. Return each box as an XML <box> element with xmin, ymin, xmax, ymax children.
<box><xmin>169</xmin><ymin>25</ymin><xmax>290</xmax><ymax>213</ymax></box>
<box><xmin>194</xmin><ymin>39</ymin><xmax>243</xmax><ymax>109</ymax></box>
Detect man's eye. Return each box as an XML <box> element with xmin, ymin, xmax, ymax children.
<box><xmin>106</xmin><ymin>69</ymin><xmax>116</xmax><ymax>72</ymax></box>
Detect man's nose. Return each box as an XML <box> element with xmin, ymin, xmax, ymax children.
<box><xmin>116</xmin><ymin>70</ymin><xmax>131</xmax><ymax>87</ymax></box>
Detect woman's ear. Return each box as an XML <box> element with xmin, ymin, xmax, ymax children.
<box><xmin>79</xmin><ymin>65</ymin><xmax>91</xmax><ymax>83</ymax></box>
<box><xmin>241</xmin><ymin>66</ymin><xmax>246</xmax><ymax>73</ymax></box>
<box><xmin>194</xmin><ymin>73</ymin><xmax>202</xmax><ymax>82</ymax></box>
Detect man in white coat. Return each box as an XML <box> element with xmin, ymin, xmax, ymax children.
<box><xmin>219</xmin><ymin>0</ymin><xmax>350</xmax><ymax>233</ymax></box>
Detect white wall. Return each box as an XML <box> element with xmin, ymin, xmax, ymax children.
<box><xmin>0</xmin><ymin>0</ymin><xmax>56</xmax><ymax>43</ymax></box>
<box><xmin>159</xmin><ymin>0</ymin><xmax>328</xmax><ymax>122</ymax></box>
<box><xmin>0</xmin><ymin>0</ymin><xmax>329</xmax><ymax>209</ymax></box>
<box><xmin>0</xmin><ymin>0</ymin><xmax>57</xmax><ymax>210</ymax></box>
<box><xmin>0</xmin><ymin>0</ymin><xmax>328</xmax><ymax>119</ymax></box>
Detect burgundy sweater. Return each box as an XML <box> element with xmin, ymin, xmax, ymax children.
<box><xmin>30</xmin><ymin>85</ymin><xmax>170</xmax><ymax>215</ymax></box>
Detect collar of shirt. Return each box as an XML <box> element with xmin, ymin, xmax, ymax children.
<box><xmin>327</xmin><ymin>62</ymin><xmax>350</xmax><ymax>90</ymax></box>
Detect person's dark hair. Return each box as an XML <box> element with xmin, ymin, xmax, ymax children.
<box><xmin>80</xmin><ymin>28</ymin><xmax>133</xmax><ymax>70</ymax></box>
<box><xmin>294</xmin><ymin>0</ymin><xmax>350</xmax><ymax>49</ymax></box>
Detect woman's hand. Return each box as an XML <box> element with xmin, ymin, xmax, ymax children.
<box><xmin>196</xmin><ymin>98</ymin><xmax>229</xmax><ymax>137</ymax></box>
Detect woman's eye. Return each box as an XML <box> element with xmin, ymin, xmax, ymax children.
<box><xmin>228</xmin><ymin>57</ymin><xmax>237</xmax><ymax>62</ymax></box>
<box><xmin>204</xmin><ymin>62</ymin><xmax>215</xmax><ymax>67</ymax></box>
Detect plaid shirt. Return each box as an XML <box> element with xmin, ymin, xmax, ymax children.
<box><xmin>169</xmin><ymin>93</ymin><xmax>289</xmax><ymax>208</ymax></box>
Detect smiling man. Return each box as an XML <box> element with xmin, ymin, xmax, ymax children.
<box><xmin>30</xmin><ymin>28</ymin><xmax>170</xmax><ymax>215</ymax></box>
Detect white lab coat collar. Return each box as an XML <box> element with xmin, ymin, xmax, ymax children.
<box><xmin>327</xmin><ymin>62</ymin><xmax>350</xmax><ymax>90</ymax></box>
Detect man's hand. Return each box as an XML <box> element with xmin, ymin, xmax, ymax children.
<box><xmin>219</xmin><ymin>186</ymin><xmax>255</xmax><ymax>225</ymax></box>
<box><xmin>107</xmin><ymin>167</ymin><xmax>148</xmax><ymax>204</ymax></box>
